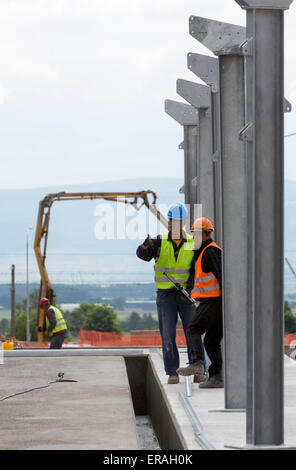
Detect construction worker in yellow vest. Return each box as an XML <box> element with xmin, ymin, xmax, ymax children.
<box><xmin>39</xmin><ymin>298</ymin><xmax>67</xmax><ymax>349</ymax></box>
<box><xmin>176</xmin><ymin>217</ymin><xmax>223</xmax><ymax>388</ymax></box>
<box><xmin>137</xmin><ymin>203</ymin><xmax>199</xmax><ymax>384</ymax></box>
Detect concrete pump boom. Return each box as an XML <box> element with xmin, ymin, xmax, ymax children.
<box><xmin>34</xmin><ymin>190</ymin><xmax>168</xmax><ymax>343</ymax></box>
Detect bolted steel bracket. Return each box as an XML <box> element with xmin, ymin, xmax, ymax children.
<box><xmin>189</xmin><ymin>16</ymin><xmax>246</xmax><ymax>55</ymax></box>
<box><xmin>239</xmin><ymin>123</ymin><xmax>254</xmax><ymax>142</ymax></box>
<box><xmin>240</xmin><ymin>37</ymin><xmax>253</xmax><ymax>56</ymax></box>
<box><xmin>179</xmin><ymin>185</ymin><xmax>185</xmax><ymax>194</ymax></box>
<box><xmin>187</xmin><ymin>53</ymin><xmax>219</xmax><ymax>93</ymax></box>
<box><xmin>177</xmin><ymin>79</ymin><xmax>211</xmax><ymax>110</ymax></box>
<box><xmin>179</xmin><ymin>141</ymin><xmax>184</xmax><ymax>150</ymax></box>
<box><xmin>284</xmin><ymin>98</ymin><xmax>292</xmax><ymax>113</ymax></box>
<box><xmin>165</xmin><ymin>99</ymin><xmax>198</xmax><ymax>126</ymax></box>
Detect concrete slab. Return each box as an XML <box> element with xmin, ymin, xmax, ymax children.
<box><xmin>0</xmin><ymin>356</ymin><xmax>139</xmax><ymax>450</ymax></box>
<box><xmin>149</xmin><ymin>350</ymin><xmax>296</xmax><ymax>450</ymax></box>
<box><xmin>2</xmin><ymin>349</ymin><xmax>295</xmax><ymax>451</ymax></box>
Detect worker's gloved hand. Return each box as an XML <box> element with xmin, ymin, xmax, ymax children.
<box><xmin>142</xmin><ymin>234</ymin><xmax>153</xmax><ymax>248</ymax></box>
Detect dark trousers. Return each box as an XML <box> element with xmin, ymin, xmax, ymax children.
<box><xmin>187</xmin><ymin>298</ymin><xmax>223</xmax><ymax>377</ymax></box>
<box><xmin>156</xmin><ymin>289</ymin><xmax>195</xmax><ymax>376</ymax></box>
<box><xmin>50</xmin><ymin>333</ymin><xmax>66</xmax><ymax>349</ymax></box>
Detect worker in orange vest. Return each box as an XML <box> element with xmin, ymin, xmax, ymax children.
<box><xmin>176</xmin><ymin>217</ymin><xmax>224</xmax><ymax>388</ymax></box>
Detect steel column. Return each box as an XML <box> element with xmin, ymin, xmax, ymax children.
<box><xmin>235</xmin><ymin>0</ymin><xmax>294</xmax><ymax>447</ymax></box>
<box><xmin>219</xmin><ymin>54</ymin><xmax>247</xmax><ymax>409</ymax></box>
<box><xmin>165</xmin><ymin>100</ymin><xmax>199</xmax><ymax>225</ymax></box>
<box><xmin>187</xmin><ymin>53</ymin><xmax>223</xmax><ymax>246</ymax></box>
<box><xmin>10</xmin><ymin>264</ymin><xmax>15</xmax><ymax>338</ymax></box>
<box><xmin>189</xmin><ymin>16</ymin><xmax>247</xmax><ymax>410</ymax></box>
<box><xmin>176</xmin><ymin>80</ymin><xmax>215</xmax><ymax>224</ymax></box>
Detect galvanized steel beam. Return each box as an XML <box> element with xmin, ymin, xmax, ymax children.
<box><xmin>235</xmin><ymin>0</ymin><xmax>294</xmax><ymax>447</ymax></box>
<box><xmin>187</xmin><ymin>53</ymin><xmax>222</xmax><ymax>246</ymax></box>
<box><xmin>165</xmin><ymin>99</ymin><xmax>199</xmax><ymax>225</ymax></box>
<box><xmin>176</xmin><ymin>79</ymin><xmax>214</xmax><ymax>225</ymax></box>
<box><xmin>189</xmin><ymin>16</ymin><xmax>248</xmax><ymax>410</ymax></box>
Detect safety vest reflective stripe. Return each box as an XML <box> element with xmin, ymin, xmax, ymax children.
<box><xmin>191</xmin><ymin>241</ymin><xmax>222</xmax><ymax>300</ymax></box>
<box><xmin>154</xmin><ymin>266</ymin><xmax>190</xmax><ymax>274</ymax></box>
<box><xmin>45</xmin><ymin>306</ymin><xmax>67</xmax><ymax>336</ymax></box>
<box><xmin>155</xmin><ymin>277</ymin><xmax>188</xmax><ymax>284</ymax></box>
<box><xmin>194</xmin><ymin>273</ymin><xmax>216</xmax><ymax>283</ymax></box>
<box><xmin>192</xmin><ymin>283</ymin><xmax>220</xmax><ymax>293</ymax></box>
<box><xmin>154</xmin><ymin>233</ymin><xmax>194</xmax><ymax>290</ymax></box>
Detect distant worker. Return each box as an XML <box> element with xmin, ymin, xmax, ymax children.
<box><xmin>136</xmin><ymin>203</ymin><xmax>198</xmax><ymax>384</ymax></box>
<box><xmin>177</xmin><ymin>217</ymin><xmax>224</xmax><ymax>388</ymax></box>
<box><xmin>39</xmin><ymin>298</ymin><xmax>67</xmax><ymax>349</ymax></box>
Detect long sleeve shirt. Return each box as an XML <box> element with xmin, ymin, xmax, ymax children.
<box><xmin>46</xmin><ymin>307</ymin><xmax>66</xmax><ymax>335</ymax></box>
<box><xmin>187</xmin><ymin>238</ymin><xmax>222</xmax><ymax>296</ymax></box>
<box><xmin>46</xmin><ymin>307</ymin><xmax>57</xmax><ymax>333</ymax></box>
<box><xmin>136</xmin><ymin>231</ymin><xmax>188</xmax><ymax>263</ymax></box>
<box><xmin>136</xmin><ymin>232</ymin><xmax>189</xmax><ymax>293</ymax></box>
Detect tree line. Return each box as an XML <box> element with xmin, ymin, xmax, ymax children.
<box><xmin>0</xmin><ymin>290</ymin><xmax>159</xmax><ymax>341</ymax></box>
<box><xmin>1</xmin><ymin>291</ymin><xmax>296</xmax><ymax>342</ymax></box>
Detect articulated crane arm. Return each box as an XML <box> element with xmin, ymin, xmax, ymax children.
<box><xmin>34</xmin><ymin>190</ymin><xmax>168</xmax><ymax>343</ymax></box>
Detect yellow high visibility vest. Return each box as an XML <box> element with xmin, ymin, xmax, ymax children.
<box><xmin>45</xmin><ymin>306</ymin><xmax>67</xmax><ymax>337</ymax></box>
<box><xmin>154</xmin><ymin>232</ymin><xmax>194</xmax><ymax>289</ymax></box>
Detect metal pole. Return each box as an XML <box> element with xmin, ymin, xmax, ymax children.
<box><xmin>185</xmin><ymin>376</ymin><xmax>192</xmax><ymax>397</ymax></box>
<box><xmin>10</xmin><ymin>265</ymin><xmax>15</xmax><ymax>338</ymax></box>
<box><xmin>187</xmin><ymin>53</ymin><xmax>223</xmax><ymax>246</ymax></box>
<box><xmin>176</xmin><ymin>80</ymin><xmax>215</xmax><ymax>224</ymax></box>
<box><xmin>189</xmin><ymin>16</ymin><xmax>247</xmax><ymax>410</ymax></box>
<box><xmin>26</xmin><ymin>227</ymin><xmax>32</xmax><ymax>342</ymax></box>
<box><xmin>165</xmin><ymin>100</ymin><xmax>199</xmax><ymax>225</ymax></box>
<box><xmin>235</xmin><ymin>0</ymin><xmax>294</xmax><ymax>447</ymax></box>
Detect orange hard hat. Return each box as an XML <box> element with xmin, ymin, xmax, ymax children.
<box><xmin>191</xmin><ymin>217</ymin><xmax>214</xmax><ymax>232</ymax></box>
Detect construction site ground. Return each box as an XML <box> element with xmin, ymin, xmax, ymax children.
<box><xmin>0</xmin><ymin>350</ymin><xmax>295</xmax><ymax>450</ymax></box>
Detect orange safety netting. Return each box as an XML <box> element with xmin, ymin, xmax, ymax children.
<box><xmin>284</xmin><ymin>333</ymin><xmax>296</xmax><ymax>345</ymax></box>
<box><xmin>79</xmin><ymin>329</ymin><xmax>296</xmax><ymax>348</ymax></box>
<box><xmin>78</xmin><ymin>326</ymin><xmax>187</xmax><ymax>347</ymax></box>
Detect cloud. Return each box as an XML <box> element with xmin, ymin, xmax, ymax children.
<box><xmin>0</xmin><ymin>0</ymin><xmax>295</xmax><ymax>188</ymax></box>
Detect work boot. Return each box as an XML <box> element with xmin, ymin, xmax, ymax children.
<box><xmin>176</xmin><ymin>360</ymin><xmax>205</xmax><ymax>382</ymax></box>
<box><xmin>199</xmin><ymin>374</ymin><xmax>224</xmax><ymax>389</ymax></box>
<box><xmin>193</xmin><ymin>372</ymin><xmax>207</xmax><ymax>384</ymax></box>
<box><xmin>167</xmin><ymin>375</ymin><xmax>179</xmax><ymax>384</ymax></box>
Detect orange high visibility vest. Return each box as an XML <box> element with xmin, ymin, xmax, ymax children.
<box><xmin>191</xmin><ymin>241</ymin><xmax>222</xmax><ymax>300</ymax></box>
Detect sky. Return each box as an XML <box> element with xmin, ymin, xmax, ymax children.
<box><xmin>0</xmin><ymin>0</ymin><xmax>296</xmax><ymax>189</ymax></box>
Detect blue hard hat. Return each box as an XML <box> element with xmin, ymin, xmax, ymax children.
<box><xmin>167</xmin><ymin>203</ymin><xmax>188</xmax><ymax>221</ymax></box>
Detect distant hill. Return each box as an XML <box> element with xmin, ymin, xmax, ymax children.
<box><xmin>1</xmin><ymin>178</ymin><xmax>296</xmax><ymax>292</ymax></box>
<box><xmin>1</xmin><ymin>177</ymin><xmax>296</xmax><ymax>253</ymax></box>
<box><xmin>0</xmin><ymin>178</ymin><xmax>184</xmax><ymax>254</ymax></box>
